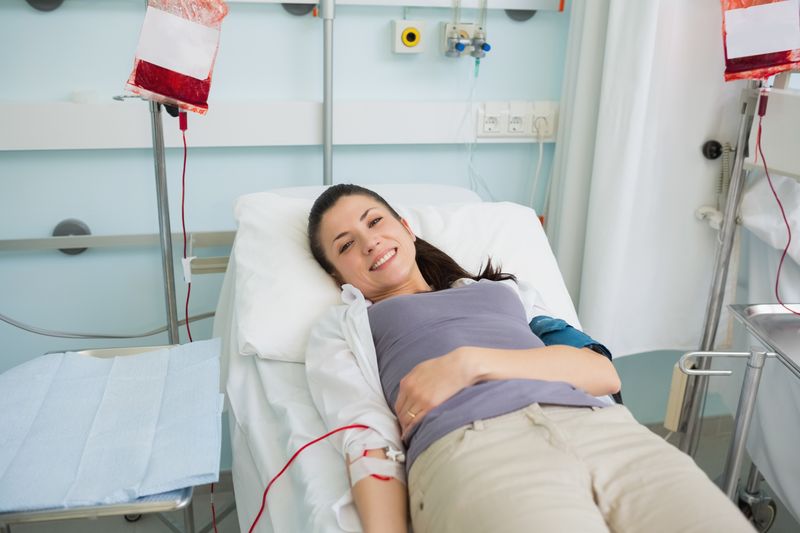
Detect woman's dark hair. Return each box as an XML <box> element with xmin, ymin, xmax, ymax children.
<box><xmin>307</xmin><ymin>184</ymin><xmax>515</xmax><ymax>291</ymax></box>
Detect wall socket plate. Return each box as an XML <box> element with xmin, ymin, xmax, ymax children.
<box><xmin>477</xmin><ymin>101</ymin><xmax>559</xmax><ymax>139</ymax></box>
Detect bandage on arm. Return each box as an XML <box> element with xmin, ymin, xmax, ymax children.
<box><xmin>347</xmin><ymin>448</ymin><xmax>406</xmax><ymax>485</ymax></box>
<box><xmin>348</xmin><ymin>449</ymin><xmax>408</xmax><ymax>533</ymax></box>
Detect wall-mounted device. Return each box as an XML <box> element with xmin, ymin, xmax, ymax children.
<box><xmin>442</xmin><ymin>23</ymin><xmax>491</xmax><ymax>58</ymax></box>
<box><xmin>393</xmin><ymin>20</ymin><xmax>425</xmax><ymax>54</ymax></box>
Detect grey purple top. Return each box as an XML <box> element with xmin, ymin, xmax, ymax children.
<box><xmin>367</xmin><ymin>279</ymin><xmax>608</xmax><ymax>469</ymax></box>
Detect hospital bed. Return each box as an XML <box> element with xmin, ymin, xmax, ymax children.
<box><xmin>213</xmin><ymin>184</ymin><xmax>587</xmax><ymax>532</ymax></box>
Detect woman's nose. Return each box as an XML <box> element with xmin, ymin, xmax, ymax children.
<box><xmin>363</xmin><ymin>236</ymin><xmax>380</xmax><ymax>254</ymax></box>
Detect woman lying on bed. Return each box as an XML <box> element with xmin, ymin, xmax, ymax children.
<box><xmin>305</xmin><ymin>184</ymin><xmax>753</xmax><ymax>533</ymax></box>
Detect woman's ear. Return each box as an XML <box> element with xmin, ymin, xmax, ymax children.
<box><xmin>400</xmin><ymin>218</ymin><xmax>417</xmax><ymax>242</ymax></box>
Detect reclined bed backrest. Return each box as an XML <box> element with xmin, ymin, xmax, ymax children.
<box><xmin>231</xmin><ymin>184</ymin><xmax>579</xmax><ymax>363</ymax></box>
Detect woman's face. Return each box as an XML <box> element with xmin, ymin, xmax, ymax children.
<box><xmin>318</xmin><ymin>194</ymin><xmax>429</xmax><ymax>302</ymax></box>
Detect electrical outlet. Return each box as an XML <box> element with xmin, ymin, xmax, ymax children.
<box><xmin>531</xmin><ymin>101</ymin><xmax>558</xmax><ymax>139</ymax></box>
<box><xmin>508</xmin><ymin>116</ymin><xmax>525</xmax><ymax>133</ymax></box>
<box><xmin>507</xmin><ymin>101</ymin><xmax>532</xmax><ymax>135</ymax></box>
<box><xmin>477</xmin><ymin>102</ymin><xmax>508</xmax><ymax>137</ymax></box>
<box><xmin>484</xmin><ymin>115</ymin><xmax>500</xmax><ymax>133</ymax></box>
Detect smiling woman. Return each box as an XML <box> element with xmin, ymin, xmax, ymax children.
<box><xmin>307</xmin><ymin>184</ymin><xmax>514</xmax><ymax>303</ymax></box>
<box><xmin>303</xmin><ymin>184</ymin><xmax>753</xmax><ymax>533</ymax></box>
<box><xmin>319</xmin><ymin>194</ymin><xmax>426</xmax><ymax>302</ymax></box>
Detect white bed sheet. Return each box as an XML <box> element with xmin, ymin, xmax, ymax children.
<box><xmin>218</xmin><ymin>257</ymin><xmax>346</xmax><ymax>532</ymax></box>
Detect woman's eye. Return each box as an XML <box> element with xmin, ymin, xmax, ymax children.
<box><xmin>368</xmin><ymin>217</ymin><xmax>383</xmax><ymax>228</ymax></box>
<box><xmin>339</xmin><ymin>241</ymin><xmax>353</xmax><ymax>254</ymax></box>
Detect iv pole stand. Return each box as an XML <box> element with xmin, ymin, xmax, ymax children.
<box><xmin>149</xmin><ymin>101</ymin><xmax>181</xmax><ymax>345</ymax></box>
<box><xmin>321</xmin><ymin>0</ymin><xmax>334</xmax><ymax>186</ymax></box>
<box><xmin>677</xmin><ymin>79</ymin><xmax>762</xmax><ymax>455</ymax></box>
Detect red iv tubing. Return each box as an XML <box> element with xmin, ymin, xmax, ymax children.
<box><xmin>248</xmin><ymin>424</ymin><xmax>388</xmax><ymax>533</ymax></box>
<box><xmin>754</xmin><ymin>90</ymin><xmax>800</xmax><ymax>316</ymax></box>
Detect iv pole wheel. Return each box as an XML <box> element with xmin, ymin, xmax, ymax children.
<box><xmin>738</xmin><ymin>498</ymin><xmax>777</xmax><ymax>532</ymax></box>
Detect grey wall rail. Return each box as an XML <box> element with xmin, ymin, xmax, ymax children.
<box><xmin>0</xmin><ymin>231</ymin><xmax>234</xmax><ymax>275</ymax></box>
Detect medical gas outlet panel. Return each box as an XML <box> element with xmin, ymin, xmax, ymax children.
<box><xmin>391</xmin><ymin>21</ymin><xmax>491</xmax><ymax>56</ymax></box>
<box><xmin>442</xmin><ymin>23</ymin><xmax>491</xmax><ymax>58</ymax></box>
<box><xmin>393</xmin><ymin>20</ymin><xmax>426</xmax><ymax>53</ymax></box>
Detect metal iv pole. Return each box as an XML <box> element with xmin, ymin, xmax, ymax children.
<box><xmin>677</xmin><ymin>80</ymin><xmax>762</xmax><ymax>455</ymax></box>
<box><xmin>149</xmin><ymin>101</ymin><xmax>181</xmax><ymax>345</ymax></box>
<box><xmin>321</xmin><ymin>0</ymin><xmax>335</xmax><ymax>186</ymax></box>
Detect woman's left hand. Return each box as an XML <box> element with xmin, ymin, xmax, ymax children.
<box><xmin>394</xmin><ymin>347</ymin><xmax>478</xmax><ymax>439</ymax></box>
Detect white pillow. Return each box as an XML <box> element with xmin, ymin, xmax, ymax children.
<box><xmin>233</xmin><ymin>192</ymin><xmax>578</xmax><ymax>362</ymax></box>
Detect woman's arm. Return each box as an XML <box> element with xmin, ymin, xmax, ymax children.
<box><xmin>464</xmin><ymin>345</ymin><xmax>621</xmax><ymax>396</ymax></box>
<box><xmin>394</xmin><ymin>345</ymin><xmax>621</xmax><ymax>436</ymax></box>
<box><xmin>350</xmin><ymin>449</ymin><xmax>408</xmax><ymax>533</ymax></box>
<box><xmin>306</xmin><ymin>307</ymin><xmax>408</xmax><ymax>530</ymax></box>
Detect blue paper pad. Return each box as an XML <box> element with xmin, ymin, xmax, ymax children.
<box><xmin>0</xmin><ymin>339</ymin><xmax>223</xmax><ymax>512</ymax></box>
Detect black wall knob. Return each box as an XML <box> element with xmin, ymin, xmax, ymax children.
<box><xmin>702</xmin><ymin>140</ymin><xmax>723</xmax><ymax>160</ymax></box>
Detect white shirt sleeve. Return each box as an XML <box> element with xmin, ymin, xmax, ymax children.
<box><xmin>305</xmin><ymin>305</ymin><xmax>403</xmax><ymax>460</ymax></box>
<box><xmin>500</xmin><ymin>278</ymin><xmax>553</xmax><ymax>322</ymax></box>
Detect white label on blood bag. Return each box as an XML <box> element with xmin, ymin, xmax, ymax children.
<box><xmin>725</xmin><ymin>0</ymin><xmax>800</xmax><ymax>59</ymax></box>
<box><xmin>135</xmin><ymin>7</ymin><xmax>220</xmax><ymax>81</ymax></box>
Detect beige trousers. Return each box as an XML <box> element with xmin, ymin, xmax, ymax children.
<box><xmin>407</xmin><ymin>404</ymin><xmax>754</xmax><ymax>533</ymax></box>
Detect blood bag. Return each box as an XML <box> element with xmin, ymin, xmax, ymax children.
<box><xmin>721</xmin><ymin>0</ymin><xmax>800</xmax><ymax>81</ymax></box>
<box><xmin>126</xmin><ymin>0</ymin><xmax>228</xmax><ymax>114</ymax></box>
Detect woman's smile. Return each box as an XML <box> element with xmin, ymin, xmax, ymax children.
<box><xmin>370</xmin><ymin>248</ymin><xmax>397</xmax><ymax>271</ymax></box>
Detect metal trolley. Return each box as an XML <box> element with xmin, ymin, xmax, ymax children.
<box><xmin>679</xmin><ymin>304</ymin><xmax>800</xmax><ymax>531</ymax></box>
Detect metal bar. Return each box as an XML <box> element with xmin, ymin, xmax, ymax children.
<box><xmin>722</xmin><ymin>350</ymin><xmax>767</xmax><ymax>500</ymax></box>
<box><xmin>190</xmin><ymin>257</ymin><xmax>229</xmax><ymax>275</ymax></box>
<box><xmin>155</xmin><ymin>512</ymin><xmax>184</xmax><ymax>533</ymax></box>
<box><xmin>149</xmin><ymin>101</ymin><xmax>180</xmax><ymax>345</ymax></box>
<box><xmin>678</xmin><ymin>81</ymin><xmax>761</xmax><ymax>455</ymax></box>
<box><xmin>0</xmin><ymin>231</ymin><xmax>235</xmax><ymax>253</ymax></box>
<box><xmin>321</xmin><ymin>0</ymin><xmax>335</xmax><ymax>186</ymax></box>
<box><xmin>745</xmin><ymin>462</ymin><xmax>762</xmax><ymax>495</ymax></box>
<box><xmin>183</xmin><ymin>501</ymin><xmax>196</xmax><ymax>533</ymax></box>
<box><xmin>0</xmin><ymin>488</ymin><xmax>192</xmax><ymax>525</ymax></box>
<box><xmin>679</xmin><ymin>351</ymin><xmax>749</xmax><ymax>376</ymax></box>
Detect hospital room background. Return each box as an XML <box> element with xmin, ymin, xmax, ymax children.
<box><xmin>2</xmin><ymin>0</ymin><xmax>800</xmax><ymax>532</ymax></box>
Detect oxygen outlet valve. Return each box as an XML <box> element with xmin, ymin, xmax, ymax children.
<box><xmin>470</xmin><ymin>32</ymin><xmax>491</xmax><ymax>58</ymax></box>
<box><xmin>446</xmin><ymin>30</ymin><xmax>471</xmax><ymax>57</ymax></box>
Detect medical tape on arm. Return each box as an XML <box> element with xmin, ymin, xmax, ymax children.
<box><xmin>348</xmin><ymin>453</ymin><xmax>406</xmax><ymax>486</ymax></box>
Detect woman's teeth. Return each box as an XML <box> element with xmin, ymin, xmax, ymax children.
<box><xmin>371</xmin><ymin>249</ymin><xmax>396</xmax><ymax>270</ymax></box>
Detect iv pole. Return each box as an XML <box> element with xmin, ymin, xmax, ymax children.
<box><xmin>677</xmin><ymin>80</ymin><xmax>762</xmax><ymax>455</ymax></box>
<box><xmin>321</xmin><ymin>0</ymin><xmax>335</xmax><ymax>186</ymax></box>
<box><xmin>149</xmin><ymin>101</ymin><xmax>181</xmax><ymax>345</ymax></box>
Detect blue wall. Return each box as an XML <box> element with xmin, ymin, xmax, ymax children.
<box><xmin>0</xmin><ymin>0</ymin><xmax>570</xmax><ymax>469</ymax></box>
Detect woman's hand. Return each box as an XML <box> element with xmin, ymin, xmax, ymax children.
<box><xmin>394</xmin><ymin>347</ymin><xmax>478</xmax><ymax>438</ymax></box>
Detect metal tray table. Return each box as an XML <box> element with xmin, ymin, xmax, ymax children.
<box><xmin>0</xmin><ymin>345</ymin><xmax>199</xmax><ymax>533</ymax></box>
<box><xmin>680</xmin><ymin>304</ymin><xmax>800</xmax><ymax>504</ymax></box>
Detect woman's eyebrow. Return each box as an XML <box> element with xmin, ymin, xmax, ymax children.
<box><xmin>332</xmin><ymin>207</ymin><xmax>376</xmax><ymax>244</ymax></box>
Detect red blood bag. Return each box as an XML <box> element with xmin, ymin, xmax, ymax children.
<box><xmin>721</xmin><ymin>0</ymin><xmax>800</xmax><ymax>81</ymax></box>
<box><xmin>126</xmin><ymin>0</ymin><xmax>228</xmax><ymax>114</ymax></box>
